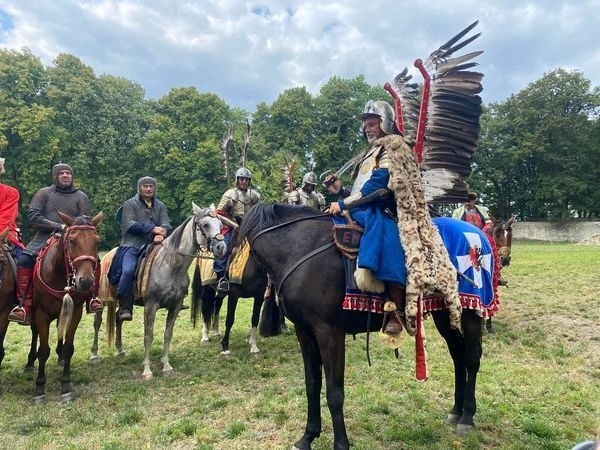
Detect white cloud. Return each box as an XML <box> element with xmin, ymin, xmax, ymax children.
<box><xmin>0</xmin><ymin>0</ymin><xmax>598</xmax><ymax>111</ymax></box>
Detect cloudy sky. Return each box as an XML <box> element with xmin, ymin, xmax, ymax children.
<box><xmin>1</xmin><ymin>0</ymin><xmax>598</xmax><ymax>112</ymax></box>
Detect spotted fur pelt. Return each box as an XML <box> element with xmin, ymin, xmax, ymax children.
<box><xmin>382</xmin><ymin>134</ymin><xmax>462</xmax><ymax>335</ymax></box>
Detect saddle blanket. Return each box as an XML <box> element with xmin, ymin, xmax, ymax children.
<box><xmin>197</xmin><ymin>241</ymin><xmax>250</xmax><ymax>287</ymax></box>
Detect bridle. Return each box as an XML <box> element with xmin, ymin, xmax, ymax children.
<box><xmin>249</xmin><ymin>213</ymin><xmax>334</xmax><ymax>294</ymax></box>
<box><xmin>193</xmin><ymin>211</ymin><xmax>225</xmax><ymax>256</ymax></box>
<box><xmin>36</xmin><ymin>224</ymin><xmax>99</xmax><ymax>299</ymax></box>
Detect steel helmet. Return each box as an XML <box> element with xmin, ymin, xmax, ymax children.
<box><xmin>361</xmin><ymin>100</ymin><xmax>395</xmax><ymax>135</ymax></box>
<box><xmin>302</xmin><ymin>172</ymin><xmax>317</xmax><ymax>187</ymax></box>
<box><xmin>235</xmin><ymin>167</ymin><xmax>252</xmax><ymax>179</ymax></box>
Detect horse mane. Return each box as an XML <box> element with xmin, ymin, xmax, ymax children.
<box><xmin>165</xmin><ymin>216</ymin><xmax>193</xmax><ymax>251</ymax></box>
<box><xmin>238</xmin><ymin>203</ymin><xmax>321</xmax><ymax>245</ymax></box>
<box><xmin>72</xmin><ymin>215</ymin><xmax>94</xmax><ymax>226</ymax></box>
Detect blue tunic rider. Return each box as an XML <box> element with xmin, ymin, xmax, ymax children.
<box><xmin>325</xmin><ymin>100</ymin><xmax>407</xmax><ymax>334</ymax></box>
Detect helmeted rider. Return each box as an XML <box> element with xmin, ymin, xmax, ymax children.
<box><xmin>286</xmin><ymin>171</ymin><xmax>326</xmax><ymax>210</ymax></box>
<box><xmin>214</xmin><ymin>167</ymin><xmax>261</xmax><ymax>293</ymax></box>
<box><xmin>324</xmin><ymin>100</ymin><xmax>408</xmax><ymax>335</ymax></box>
<box><xmin>8</xmin><ymin>163</ymin><xmax>103</xmax><ymax>325</ymax></box>
<box><xmin>110</xmin><ymin>176</ymin><xmax>171</xmax><ymax>322</ymax></box>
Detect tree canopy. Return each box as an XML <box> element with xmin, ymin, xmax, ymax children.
<box><xmin>1</xmin><ymin>49</ymin><xmax>598</xmax><ymax>248</ymax></box>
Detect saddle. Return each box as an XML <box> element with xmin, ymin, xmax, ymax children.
<box><xmin>133</xmin><ymin>243</ymin><xmax>161</xmax><ymax>305</ymax></box>
<box><xmin>332</xmin><ymin>223</ymin><xmax>363</xmax><ymax>259</ymax></box>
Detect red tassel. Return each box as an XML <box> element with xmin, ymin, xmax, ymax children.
<box><xmin>415</xmin><ymin>296</ymin><xmax>428</xmax><ymax>381</ymax></box>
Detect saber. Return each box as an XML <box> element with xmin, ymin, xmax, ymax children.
<box><xmin>320</xmin><ymin>151</ymin><xmax>364</xmax><ymax>187</ymax></box>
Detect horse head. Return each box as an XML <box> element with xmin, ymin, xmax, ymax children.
<box><xmin>492</xmin><ymin>215</ymin><xmax>515</xmax><ymax>267</ymax></box>
<box><xmin>58</xmin><ymin>211</ymin><xmax>104</xmax><ymax>293</ymax></box>
<box><xmin>191</xmin><ymin>203</ymin><xmax>227</xmax><ymax>258</ymax></box>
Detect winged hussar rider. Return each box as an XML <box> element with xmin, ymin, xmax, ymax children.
<box><xmin>326</xmin><ymin>101</ymin><xmax>410</xmax><ymax>335</ymax></box>
<box><xmin>214</xmin><ymin>167</ymin><xmax>260</xmax><ymax>293</ymax></box>
<box><xmin>285</xmin><ymin>172</ymin><xmax>326</xmax><ymax>210</ymax></box>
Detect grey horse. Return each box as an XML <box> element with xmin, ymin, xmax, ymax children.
<box><xmin>92</xmin><ymin>203</ymin><xmax>226</xmax><ymax>379</ymax></box>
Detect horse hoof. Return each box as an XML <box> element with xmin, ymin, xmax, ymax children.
<box><xmin>117</xmin><ymin>350</ymin><xmax>126</xmax><ymax>357</ymax></box>
<box><xmin>201</xmin><ymin>337</ymin><xmax>209</xmax><ymax>343</ymax></box>
<box><xmin>219</xmin><ymin>350</ymin><xmax>231</xmax><ymax>358</ymax></box>
<box><xmin>163</xmin><ymin>368</ymin><xmax>174</xmax><ymax>376</ymax></box>
<box><xmin>60</xmin><ymin>392</ymin><xmax>74</xmax><ymax>404</ymax></box>
<box><xmin>446</xmin><ymin>413</ymin><xmax>460</xmax><ymax>425</ymax></box>
<box><xmin>456</xmin><ymin>423</ymin><xmax>475</xmax><ymax>436</ymax></box>
<box><xmin>32</xmin><ymin>395</ymin><xmax>46</xmax><ymax>405</ymax></box>
<box><xmin>23</xmin><ymin>365</ymin><xmax>35</xmax><ymax>373</ymax></box>
<box><xmin>250</xmin><ymin>350</ymin><xmax>261</xmax><ymax>358</ymax></box>
<box><xmin>90</xmin><ymin>355</ymin><xmax>101</xmax><ymax>364</ymax></box>
<box><xmin>142</xmin><ymin>372</ymin><xmax>154</xmax><ymax>381</ymax></box>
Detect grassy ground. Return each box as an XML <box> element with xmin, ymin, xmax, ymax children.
<box><xmin>0</xmin><ymin>242</ymin><xmax>598</xmax><ymax>449</ymax></box>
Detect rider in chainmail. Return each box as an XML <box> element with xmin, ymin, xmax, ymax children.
<box><xmin>9</xmin><ymin>163</ymin><xmax>103</xmax><ymax>325</ymax></box>
<box><xmin>214</xmin><ymin>167</ymin><xmax>260</xmax><ymax>293</ymax></box>
<box><xmin>285</xmin><ymin>172</ymin><xmax>326</xmax><ymax>210</ymax></box>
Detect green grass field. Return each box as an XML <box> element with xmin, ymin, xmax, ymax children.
<box><xmin>0</xmin><ymin>242</ymin><xmax>598</xmax><ymax>449</ymax></box>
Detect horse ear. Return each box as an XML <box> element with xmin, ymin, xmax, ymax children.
<box><xmin>209</xmin><ymin>203</ymin><xmax>216</xmax><ymax>211</ymax></box>
<box><xmin>57</xmin><ymin>211</ymin><xmax>74</xmax><ymax>226</ymax></box>
<box><xmin>0</xmin><ymin>227</ymin><xmax>9</xmax><ymax>242</ymax></box>
<box><xmin>91</xmin><ymin>212</ymin><xmax>104</xmax><ymax>227</ymax></box>
<box><xmin>192</xmin><ymin>201</ymin><xmax>201</xmax><ymax>214</ymax></box>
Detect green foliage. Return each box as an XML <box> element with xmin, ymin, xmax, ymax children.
<box><xmin>2</xmin><ymin>47</ymin><xmax>599</xmax><ymax>251</ymax></box>
<box><xmin>474</xmin><ymin>69</ymin><xmax>599</xmax><ymax>219</ymax></box>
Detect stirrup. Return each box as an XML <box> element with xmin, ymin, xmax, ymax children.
<box><xmin>216</xmin><ymin>278</ymin><xmax>229</xmax><ymax>294</ymax></box>
<box><xmin>8</xmin><ymin>306</ymin><xmax>31</xmax><ymax>326</ymax></box>
<box><xmin>87</xmin><ymin>298</ymin><xmax>104</xmax><ymax>314</ymax></box>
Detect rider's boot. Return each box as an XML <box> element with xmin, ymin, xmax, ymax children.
<box><xmin>117</xmin><ymin>294</ymin><xmax>133</xmax><ymax>321</ymax></box>
<box><xmin>8</xmin><ymin>266</ymin><xmax>34</xmax><ymax>326</ymax></box>
<box><xmin>382</xmin><ymin>283</ymin><xmax>406</xmax><ymax>335</ymax></box>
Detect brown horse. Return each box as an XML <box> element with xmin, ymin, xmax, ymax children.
<box><xmin>0</xmin><ymin>228</ymin><xmax>17</xmax><ymax>369</ymax></box>
<box><xmin>484</xmin><ymin>215</ymin><xmax>515</xmax><ymax>332</ymax></box>
<box><xmin>31</xmin><ymin>212</ymin><xmax>103</xmax><ymax>404</ymax></box>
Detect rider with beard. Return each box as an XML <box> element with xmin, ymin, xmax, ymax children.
<box><xmin>8</xmin><ymin>163</ymin><xmax>103</xmax><ymax>326</ymax></box>
<box><xmin>324</xmin><ymin>100</ymin><xmax>408</xmax><ymax>335</ymax></box>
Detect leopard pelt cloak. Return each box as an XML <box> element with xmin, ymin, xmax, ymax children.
<box><xmin>381</xmin><ymin>134</ymin><xmax>462</xmax><ymax>335</ymax></box>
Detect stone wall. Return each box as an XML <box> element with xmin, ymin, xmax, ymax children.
<box><xmin>512</xmin><ymin>221</ymin><xmax>600</xmax><ymax>243</ymax></box>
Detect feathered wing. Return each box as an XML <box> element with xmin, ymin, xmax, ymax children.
<box><xmin>221</xmin><ymin>126</ymin><xmax>234</xmax><ymax>183</ymax></box>
<box><xmin>421</xmin><ymin>20</ymin><xmax>484</xmax><ymax>202</ymax></box>
<box><xmin>392</xmin><ymin>20</ymin><xmax>484</xmax><ymax>203</ymax></box>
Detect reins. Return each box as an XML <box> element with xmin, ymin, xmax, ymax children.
<box><xmin>249</xmin><ymin>213</ymin><xmax>334</xmax><ymax>294</ymax></box>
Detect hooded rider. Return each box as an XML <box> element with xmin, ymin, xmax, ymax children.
<box><xmin>214</xmin><ymin>167</ymin><xmax>260</xmax><ymax>293</ymax></box>
<box><xmin>324</xmin><ymin>100</ymin><xmax>407</xmax><ymax>334</ymax></box>
<box><xmin>9</xmin><ymin>163</ymin><xmax>103</xmax><ymax>325</ymax></box>
<box><xmin>111</xmin><ymin>176</ymin><xmax>171</xmax><ymax>322</ymax></box>
<box><xmin>286</xmin><ymin>171</ymin><xmax>326</xmax><ymax>210</ymax></box>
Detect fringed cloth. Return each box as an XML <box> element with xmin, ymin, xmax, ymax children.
<box><xmin>331</xmin><ymin>217</ymin><xmax>386</xmax><ymax>312</ymax></box>
<box><xmin>227</xmin><ymin>239</ymin><xmax>250</xmax><ymax>285</ymax></box>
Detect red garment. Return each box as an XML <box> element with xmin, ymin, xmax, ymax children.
<box><xmin>0</xmin><ymin>183</ymin><xmax>24</xmax><ymax>248</ymax></box>
<box><xmin>463</xmin><ymin>210</ymin><xmax>485</xmax><ymax>229</ymax></box>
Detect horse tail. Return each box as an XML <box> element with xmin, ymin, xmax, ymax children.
<box><xmin>259</xmin><ymin>291</ymin><xmax>282</xmax><ymax>337</ymax></box>
<box><xmin>191</xmin><ymin>263</ymin><xmax>202</xmax><ymax>328</ymax></box>
<box><xmin>57</xmin><ymin>293</ymin><xmax>74</xmax><ymax>341</ymax></box>
<box><xmin>106</xmin><ymin>302</ymin><xmax>116</xmax><ymax>349</ymax></box>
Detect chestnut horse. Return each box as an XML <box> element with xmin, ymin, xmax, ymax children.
<box><xmin>240</xmin><ymin>204</ymin><xmax>494</xmax><ymax>449</ymax></box>
<box><xmin>31</xmin><ymin>212</ymin><xmax>103</xmax><ymax>404</ymax></box>
<box><xmin>0</xmin><ymin>228</ymin><xmax>17</xmax><ymax>369</ymax></box>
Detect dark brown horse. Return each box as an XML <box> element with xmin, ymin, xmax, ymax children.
<box><xmin>30</xmin><ymin>212</ymin><xmax>103</xmax><ymax>403</ymax></box>
<box><xmin>240</xmin><ymin>204</ymin><xmax>492</xmax><ymax>449</ymax></box>
<box><xmin>0</xmin><ymin>228</ymin><xmax>17</xmax><ymax>369</ymax></box>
